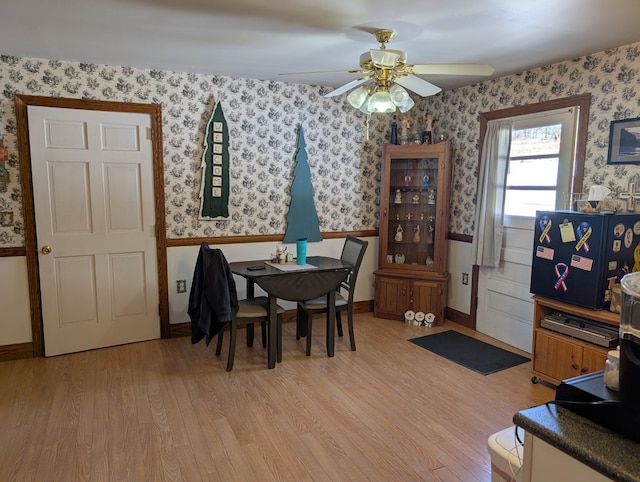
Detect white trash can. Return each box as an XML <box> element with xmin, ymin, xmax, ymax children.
<box><xmin>487</xmin><ymin>425</ymin><xmax>524</xmax><ymax>482</ymax></box>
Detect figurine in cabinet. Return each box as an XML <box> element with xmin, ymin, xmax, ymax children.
<box><xmin>394</xmin><ymin>189</ymin><xmax>402</xmax><ymax>204</ymax></box>
<box><xmin>413</xmin><ymin>225</ymin><xmax>421</xmax><ymax>243</ymax></box>
<box><xmin>412</xmin><ymin>193</ymin><xmax>420</xmax><ymax>204</ymax></box>
<box><xmin>404</xmin><ymin>175</ymin><xmax>411</xmax><ymax>186</ymax></box>
<box><xmin>394</xmin><ymin>224</ymin><xmax>404</xmax><ymax>242</ymax></box>
<box><xmin>422</xmin><ymin>175</ymin><xmax>429</xmax><ymax>187</ymax></box>
<box><xmin>427</xmin><ymin>189</ymin><xmax>436</xmax><ymax>204</ymax></box>
<box><xmin>427</xmin><ymin>216</ymin><xmax>435</xmax><ymax>244</ymax></box>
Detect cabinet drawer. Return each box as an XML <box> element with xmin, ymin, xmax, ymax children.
<box><xmin>533</xmin><ymin>330</ymin><xmax>582</xmax><ymax>382</ymax></box>
<box><xmin>581</xmin><ymin>346</ymin><xmax>607</xmax><ymax>374</ymax></box>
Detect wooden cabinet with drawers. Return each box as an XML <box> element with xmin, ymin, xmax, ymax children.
<box><xmin>531</xmin><ymin>295</ymin><xmax>618</xmax><ymax>385</ymax></box>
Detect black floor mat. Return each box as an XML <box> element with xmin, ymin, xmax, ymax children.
<box><xmin>408</xmin><ymin>330</ymin><xmax>530</xmax><ymax>375</ymax></box>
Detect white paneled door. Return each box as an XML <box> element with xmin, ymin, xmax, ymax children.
<box><xmin>476</xmin><ymin>215</ymin><xmax>535</xmax><ymax>353</ymax></box>
<box><xmin>28</xmin><ymin>106</ymin><xmax>160</xmax><ymax>356</ymax></box>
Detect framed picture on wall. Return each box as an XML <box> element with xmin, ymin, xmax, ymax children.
<box><xmin>607</xmin><ymin>117</ymin><xmax>640</xmax><ymax>164</ymax></box>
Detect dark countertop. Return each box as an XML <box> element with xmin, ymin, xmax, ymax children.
<box><xmin>514</xmin><ymin>403</ymin><xmax>640</xmax><ymax>482</ymax></box>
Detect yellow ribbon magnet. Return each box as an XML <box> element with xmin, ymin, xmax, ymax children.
<box><xmin>575</xmin><ymin>223</ymin><xmax>591</xmax><ymax>252</ymax></box>
<box><xmin>539</xmin><ymin>218</ymin><xmax>552</xmax><ymax>243</ymax></box>
<box><xmin>633</xmin><ymin>243</ymin><xmax>640</xmax><ymax>272</ymax></box>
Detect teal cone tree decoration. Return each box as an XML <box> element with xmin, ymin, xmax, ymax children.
<box><xmin>283</xmin><ymin>126</ymin><xmax>322</xmax><ymax>243</ymax></box>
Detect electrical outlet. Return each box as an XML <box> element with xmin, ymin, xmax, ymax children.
<box><xmin>462</xmin><ymin>273</ymin><xmax>469</xmax><ymax>285</ymax></box>
<box><xmin>176</xmin><ymin>280</ymin><xmax>187</xmax><ymax>293</ymax></box>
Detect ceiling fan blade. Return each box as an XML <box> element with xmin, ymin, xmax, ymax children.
<box><xmin>324</xmin><ymin>77</ymin><xmax>371</xmax><ymax>97</ymax></box>
<box><xmin>279</xmin><ymin>68</ymin><xmax>359</xmax><ymax>75</ymax></box>
<box><xmin>394</xmin><ymin>76</ymin><xmax>441</xmax><ymax>97</ymax></box>
<box><xmin>411</xmin><ymin>63</ymin><xmax>494</xmax><ymax>76</ymax></box>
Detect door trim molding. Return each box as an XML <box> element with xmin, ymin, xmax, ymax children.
<box><xmin>15</xmin><ymin>95</ymin><xmax>169</xmax><ymax>357</ymax></box>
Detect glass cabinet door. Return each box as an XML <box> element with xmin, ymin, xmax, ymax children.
<box><xmin>385</xmin><ymin>156</ymin><xmax>440</xmax><ymax>268</ymax></box>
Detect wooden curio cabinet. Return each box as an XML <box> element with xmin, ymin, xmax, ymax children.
<box><xmin>374</xmin><ymin>142</ymin><xmax>452</xmax><ymax>325</ymax></box>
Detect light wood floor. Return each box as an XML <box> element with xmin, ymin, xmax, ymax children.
<box><xmin>0</xmin><ymin>314</ymin><xmax>554</xmax><ymax>482</ymax></box>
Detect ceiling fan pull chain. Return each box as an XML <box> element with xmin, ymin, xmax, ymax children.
<box><xmin>365</xmin><ymin>113</ymin><xmax>371</xmax><ymax>141</ymax></box>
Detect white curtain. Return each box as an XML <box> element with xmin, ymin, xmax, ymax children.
<box><xmin>471</xmin><ymin>120</ymin><xmax>512</xmax><ymax>267</ymax></box>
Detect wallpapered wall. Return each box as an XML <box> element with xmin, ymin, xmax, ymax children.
<box><xmin>425</xmin><ymin>42</ymin><xmax>640</xmax><ymax>234</ymax></box>
<box><xmin>0</xmin><ymin>40</ymin><xmax>639</xmax><ymax>247</ymax></box>
<box><xmin>0</xmin><ymin>59</ymin><xmax>393</xmax><ymax>247</ymax></box>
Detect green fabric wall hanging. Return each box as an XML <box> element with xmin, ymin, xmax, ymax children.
<box><xmin>199</xmin><ymin>100</ymin><xmax>230</xmax><ymax>219</ymax></box>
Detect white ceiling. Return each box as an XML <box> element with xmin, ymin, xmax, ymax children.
<box><xmin>2</xmin><ymin>0</ymin><xmax>640</xmax><ymax>95</ymax></box>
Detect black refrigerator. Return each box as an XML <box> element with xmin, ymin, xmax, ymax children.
<box><xmin>530</xmin><ymin>210</ymin><xmax>640</xmax><ymax>310</ymax></box>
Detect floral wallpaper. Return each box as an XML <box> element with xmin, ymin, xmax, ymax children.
<box><xmin>0</xmin><ymin>40</ymin><xmax>639</xmax><ymax>246</ymax></box>
<box><xmin>424</xmin><ymin>42</ymin><xmax>640</xmax><ymax>235</ymax></box>
<box><xmin>0</xmin><ymin>57</ymin><xmax>391</xmax><ymax>247</ymax></box>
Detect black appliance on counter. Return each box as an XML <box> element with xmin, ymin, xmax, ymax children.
<box><xmin>555</xmin><ymin>371</ymin><xmax>640</xmax><ymax>443</ymax></box>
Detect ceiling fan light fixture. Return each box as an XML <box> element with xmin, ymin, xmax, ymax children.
<box><xmin>347</xmin><ymin>85</ymin><xmax>369</xmax><ymax>109</ymax></box>
<box><xmin>367</xmin><ymin>90</ymin><xmax>395</xmax><ymax>113</ymax></box>
<box><xmin>389</xmin><ymin>84</ymin><xmax>409</xmax><ymax>105</ymax></box>
<box><xmin>369</xmin><ymin>49</ymin><xmax>402</xmax><ymax>68</ymax></box>
<box><xmin>397</xmin><ymin>95</ymin><xmax>415</xmax><ymax>113</ymax></box>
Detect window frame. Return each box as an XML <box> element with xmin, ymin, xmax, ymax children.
<box><xmin>478</xmin><ymin>94</ymin><xmax>590</xmax><ymax>228</ymax></box>
<box><xmin>479</xmin><ymin>94</ymin><xmax>590</xmax><ymax>195</ymax></box>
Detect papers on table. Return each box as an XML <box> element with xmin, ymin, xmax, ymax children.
<box><xmin>265</xmin><ymin>262</ymin><xmax>318</xmax><ymax>272</ymax></box>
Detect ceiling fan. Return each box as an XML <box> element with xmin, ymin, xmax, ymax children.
<box><xmin>287</xmin><ymin>29</ymin><xmax>494</xmax><ymax>114</ymax></box>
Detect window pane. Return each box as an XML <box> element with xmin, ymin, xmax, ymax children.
<box><xmin>504</xmin><ymin>190</ymin><xmax>556</xmax><ymax>217</ymax></box>
<box><xmin>506</xmin><ymin>158</ymin><xmax>559</xmax><ymax>187</ymax></box>
<box><xmin>510</xmin><ymin>124</ymin><xmax>562</xmax><ymax>157</ymax></box>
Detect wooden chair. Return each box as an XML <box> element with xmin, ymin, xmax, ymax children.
<box><xmin>215</xmin><ymin>296</ymin><xmax>284</xmax><ymax>371</ymax></box>
<box><xmin>188</xmin><ymin>243</ymin><xmax>284</xmax><ymax>371</ymax></box>
<box><xmin>296</xmin><ymin>235</ymin><xmax>368</xmax><ymax>355</ymax></box>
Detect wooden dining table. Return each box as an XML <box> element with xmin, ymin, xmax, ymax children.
<box><xmin>229</xmin><ymin>256</ymin><xmax>351</xmax><ymax>368</ymax></box>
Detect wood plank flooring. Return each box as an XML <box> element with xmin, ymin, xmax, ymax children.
<box><xmin>0</xmin><ymin>314</ymin><xmax>554</xmax><ymax>481</ymax></box>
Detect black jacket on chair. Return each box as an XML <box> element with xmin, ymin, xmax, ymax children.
<box><xmin>188</xmin><ymin>243</ymin><xmax>239</xmax><ymax>346</ymax></box>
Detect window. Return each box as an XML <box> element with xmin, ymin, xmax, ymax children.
<box><xmin>503</xmin><ymin>108</ymin><xmax>577</xmax><ymax>217</ymax></box>
<box><xmin>477</xmin><ymin>95</ymin><xmax>590</xmax><ymax>234</ymax></box>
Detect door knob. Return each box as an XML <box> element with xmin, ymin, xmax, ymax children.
<box><xmin>41</xmin><ymin>245</ymin><xmax>52</xmax><ymax>255</ymax></box>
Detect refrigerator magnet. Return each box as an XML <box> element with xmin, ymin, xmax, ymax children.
<box><xmin>571</xmin><ymin>254</ymin><xmax>593</xmax><ymax>272</ymax></box>
<box><xmin>613</xmin><ymin>239</ymin><xmax>622</xmax><ymax>252</ymax></box>
<box><xmin>575</xmin><ymin>222</ymin><xmax>591</xmax><ymax>252</ymax></box>
<box><xmin>560</xmin><ymin>222</ymin><xmax>576</xmax><ymax>243</ymax></box>
<box><xmin>625</xmin><ymin>229</ymin><xmax>634</xmax><ymax>248</ymax></box>
<box><xmin>536</xmin><ymin>245</ymin><xmax>554</xmax><ymax>261</ymax></box>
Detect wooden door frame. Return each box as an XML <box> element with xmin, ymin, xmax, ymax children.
<box><xmin>471</xmin><ymin>93</ymin><xmax>591</xmax><ymax>330</ymax></box>
<box><xmin>15</xmin><ymin>95</ymin><xmax>169</xmax><ymax>357</ymax></box>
